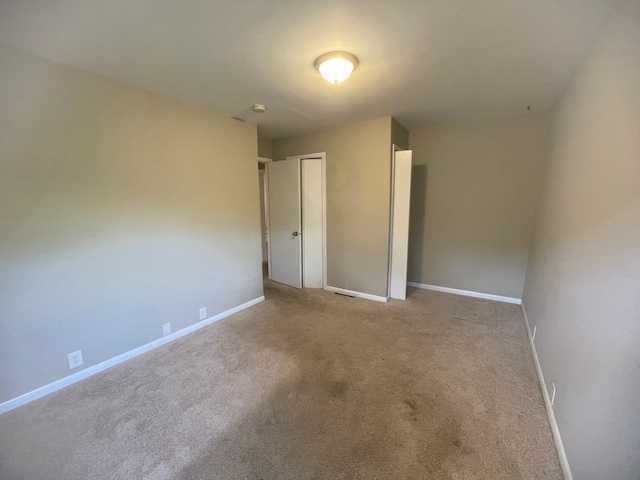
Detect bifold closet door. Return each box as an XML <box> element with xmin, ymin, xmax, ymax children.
<box><xmin>301</xmin><ymin>159</ymin><xmax>323</xmax><ymax>288</ymax></box>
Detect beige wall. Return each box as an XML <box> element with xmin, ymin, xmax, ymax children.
<box><xmin>257</xmin><ymin>136</ymin><xmax>272</xmax><ymax>158</ymax></box>
<box><xmin>522</xmin><ymin>2</ymin><xmax>640</xmax><ymax>478</ymax></box>
<box><xmin>408</xmin><ymin>113</ymin><xmax>549</xmax><ymax>298</ymax></box>
<box><xmin>0</xmin><ymin>44</ymin><xmax>263</xmax><ymax>403</ymax></box>
<box><xmin>391</xmin><ymin>118</ymin><xmax>409</xmax><ymax>150</ymax></box>
<box><xmin>272</xmin><ymin>117</ymin><xmax>394</xmax><ymax>297</ymax></box>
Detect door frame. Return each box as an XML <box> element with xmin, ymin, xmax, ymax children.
<box><xmin>258</xmin><ymin>157</ymin><xmax>272</xmax><ymax>279</ymax></box>
<box><xmin>283</xmin><ymin>152</ymin><xmax>327</xmax><ymax>289</ymax></box>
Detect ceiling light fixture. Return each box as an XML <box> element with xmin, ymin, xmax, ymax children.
<box><xmin>314</xmin><ymin>51</ymin><xmax>359</xmax><ymax>84</ymax></box>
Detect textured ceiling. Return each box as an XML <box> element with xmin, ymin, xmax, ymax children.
<box><xmin>0</xmin><ymin>0</ymin><xmax>619</xmax><ymax>139</ymax></box>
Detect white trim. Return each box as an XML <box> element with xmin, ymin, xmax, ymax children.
<box><xmin>324</xmin><ymin>285</ymin><xmax>388</xmax><ymax>303</ymax></box>
<box><xmin>257</xmin><ymin>156</ymin><xmax>272</xmax><ymax>163</ymax></box>
<box><xmin>521</xmin><ymin>304</ymin><xmax>573</xmax><ymax>480</ymax></box>
<box><xmin>286</xmin><ymin>152</ymin><xmax>325</xmax><ymax>161</ymax></box>
<box><xmin>0</xmin><ymin>296</ymin><xmax>265</xmax><ymax>415</ymax></box>
<box><xmin>407</xmin><ymin>282</ymin><xmax>522</xmax><ymax>304</ymax></box>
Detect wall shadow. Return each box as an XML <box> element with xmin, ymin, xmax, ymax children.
<box><xmin>407</xmin><ymin>164</ymin><xmax>428</xmax><ymax>287</ymax></box>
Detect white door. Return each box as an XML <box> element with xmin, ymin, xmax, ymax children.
<box><xmin>301</xmin><ymin>159</ymin><xmax>323</xmax><ymax>288</ymax></box>
<box><xmin>389</xmin><ymin>150</ymin><xmax>412</xmax><ymax>300</ymax></box>
<box><xmin>267</xmin><ymin>158</ymin><xmax>302</xmax><ymax>288</ymax></box>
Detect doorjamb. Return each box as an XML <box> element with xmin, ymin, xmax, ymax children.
<box><xmin>285</xmin><ymin>152</ymin><xmax>327</xmax><ymax>289</ymax></box>
<box><xmin>264</xmin><ymin>168</ymin><xmax>272</xmax><ymax>280</ymax></box>
<box><xmin>258</xmin><ymin>157</ymin><xmax>272</xmax><ymax>278</ymax></box>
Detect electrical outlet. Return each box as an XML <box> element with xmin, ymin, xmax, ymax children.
<box><xmin>162</xmin><ymin>323</ymin><xmax>171</xmax><ymax>336</ymax></box>
<box><xmin>199</xmin><ymin>307</ymin><xmax>207</xmax><ymax>320</ymax></box>
<box><xmin>551</xmin><ymin>383</ymin><xmax>557</xmax><ymax>405</ymax></box>
<box><xmin>68</xmin><ymin>350</ymin><xmax>83</xmax><ymax>369</ymax></box>
<box><xmin>532</xmin><ymin>324</ymin><xmax>537</xmax><ymax>341</ymax></box>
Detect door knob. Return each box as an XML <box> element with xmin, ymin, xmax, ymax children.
<box><xmin>292</xmin><ymin>231</ymin><xmax>299</xmax><ymax>236</ymax></box>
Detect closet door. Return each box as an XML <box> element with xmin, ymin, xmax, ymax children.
<box><xmin>301</xmin><ymin>159</ymin><xmax>323</xmax><ymax>288</ymax></box>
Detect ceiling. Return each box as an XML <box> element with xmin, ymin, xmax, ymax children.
<box><xmin>0</xmin><ymin>0</ymin><xmax>619</xmax><ymax>139</ymax></box>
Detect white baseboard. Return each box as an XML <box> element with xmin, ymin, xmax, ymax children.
<box><xmin>407</xmin><ymin>282</ymin><xmax>522</xmax><ymax>305</ymax></box>
<box><xmin>324</xmin><ymin>285</ymin><xmax>388</xmax><ymax>303</ymax></box>
<box><xmin>0</xmin><ymin>296</ymin><xmax>265</xmax><ymax>415</ymax></box>
<box><xmin>521</xmin><ymin>304</ymin><xmax>573</xmax><ymax>480</ymax></box>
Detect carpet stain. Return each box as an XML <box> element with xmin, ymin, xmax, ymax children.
<box><xmin>403</xmin><ymin>399</ymin><xmax>417</xmax><ymax>411</ymax></box>
<box><xmin>329</xmin><ymin>381</ymin><xmax>349</xmax><ymax>398</ymax></box>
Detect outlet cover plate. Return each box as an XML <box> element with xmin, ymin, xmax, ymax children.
<box><xmin>199</xmin><ymin>307</ymin><xmax>207</xmax><ymax>320</ymax></box>
<box><xmin>163</xmin><ymin>323</ymin><xmax>171</xmax><ymax>336</ymax></box>
<box><xmin>68</xmin><ymin>350</ymin><xmax>83</xmax><ymax>369</ymax></box>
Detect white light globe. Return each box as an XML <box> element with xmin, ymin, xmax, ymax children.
<box><xmin>318</xmin><ymin>57</ymin><xmax>355</xmax><ymax>84</ymax></box>
<box><xmin>314</xmin><ymin>52</ymin><xmax>359</xmax><ymax>84</ymax></box>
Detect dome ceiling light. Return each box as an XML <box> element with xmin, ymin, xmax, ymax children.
<box><xmin>314</xmin><ymin>51</ymin><xmax>359</xmax><ymax>84</ymax></box>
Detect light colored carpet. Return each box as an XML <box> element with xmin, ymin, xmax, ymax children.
<box><xmin>0</xmin><ymin>278</ymin><xmax>563</xmax><ymax>479</ymax></box>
